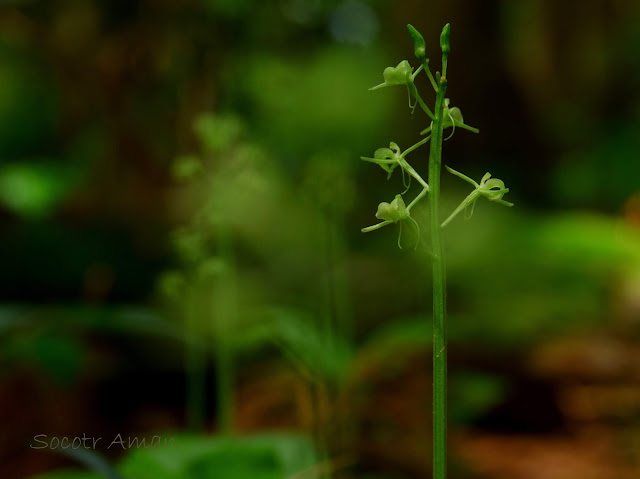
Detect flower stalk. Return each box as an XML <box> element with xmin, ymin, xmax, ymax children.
<box><xmin>360</xmin><ymin>23</ymin><xmax>513</xmax><ymax>478</ymax></box>
<box><xmin>429</xmin><ymin>29</ymin><xmax>449</xmax><ymax>478</ymax></box>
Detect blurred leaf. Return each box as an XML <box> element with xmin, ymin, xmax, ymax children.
<box><xmin>188</xmin><ymin>446</ymin><xmax>281</xmax><ymax>479</ymax></box>
<box><xmin>0</xmin><ymin>305</ymin><xmax>28</xmax><ymax>334</ymax></box>
<box><xmin>551</xmin><ymin>123</ymin><xmax>640</xmax><ymax>208</ymax></box>
<box><xmin>118</xmin><ymin>433</ymin><xmax>316</xmax><ymax>479</ymax></box>
<box><xmin>363</xmin><ymin>315</ymin><xmax>432</xmax><ymax>357</ymax></box>
<box><xmin>449</xmin><ymin>372</ymin><xmax>506</xmax><ymax>424</ymax></box>
<box><xmin>3</xmin><ymin>330</ymin><xmax>86</xmax><ymax>385</ymax></box>
<box><xmin>441</xmin><ymin>209</ymin><xmax>640</xmax><ymax>346</ymax></box>
<box><xmin>172</xmin><ymin>156</ymin><xmax>202</xmax><ymax>181</ymax></box>
<box><xmin>234</xmin><ymin>308</ymin><xmax>352</xmax><ymax>383</ymax></box>
<box><xmin>0</xmin><ymin>162</ymin><xmax>76</xmax><ymax>218</ymax></box>
<box><xmin>156</xmin><ymin>271</ymin><xmax>188</xmax><ymax>301</ymax></box>
<box><xmin>0</xmin><ymin>47</ymin><xmax>59</xmax><ymax>157</ymax></box>
<box><xmin>194</xmin><ymin>113</ymin><xmax>244</xmax><ymax>155</ymax></box>
<box><xmin>531</xmin><ymin>213</ymin><xmax>640</xmax><ymax>268</ymax></box>
<box><xmin>57</xmin><ymin>447</ymin><xmax>124</xmax><ymax>479</ymax></box>
<box><xmin>232</xmin><ymin>48</ymin><xmax>393</xmax><ymax>158</ymax></box>
<box><xmin>32</xmin><ymin>333</ymin><xmax>85</xmax><ymax>385</ymax></box>
<box><xmin>300</xmin><ymin>149</ymin><xmax>356</xmax><ymax>214</ymax></box>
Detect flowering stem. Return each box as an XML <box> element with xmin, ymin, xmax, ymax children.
<box><xmin>362</xmin><ymin>23</ymin><xmax>512</xmax><ymax>479</ymax></box>
<box><xmin>429</xmin><ymin>39</ymin><xmax>449</xmax><ymax>479</ymax></box>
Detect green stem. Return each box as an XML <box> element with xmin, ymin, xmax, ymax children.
<box><xmin>401</xmin><ymin>135</ymin><xmax>431</xmax><ymax>158</ymax></box>
<box><xmin>408</xmin><ymin>82</ymin><xmax>435</xmax><ymax>120</ymax></box>
<box><xmin>452</xmin><ymin>119</ymin><xmax>479</xmax><ymax>134</ymax></box>
<box><xmin>411</xmin><ymin>64</ymin><xmax>424</xmax><ymax>81</ymax></box>
<box><xmin>215</xmin><ymin>225</ymin><xmax>236</xmax><ymax>435</ymax></box>
<box><xmin>429</xmin><ymin>72</ymin><xmax>448</xmax><ymax>479</ymax></box>
<box><xmin>441</xmin><ymin>190</ymin><xmax>479</xmax><ymax>228</ymax></box>
<box><xmin>407</xmin><ymin>185</ymin><xmax>427</xmax><ymax>213</ymax></box>
<box><xmin>186</xmin><ymin>287</ymin><xmax>206</xmax><ymax>431</ymax></box>
<box><xmin>445</xmin><ymin>165</ymin><xmax>479</xmax><ymax>187</ymax></box>
<box><xmin>419</xmin><ymin>58</ymin><xmax>439</xmax><ymax>92</ymax></box>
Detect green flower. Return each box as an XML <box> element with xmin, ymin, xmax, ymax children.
<box><xmin>441</xmin><ymin>167</ymin><xmax>513</xmax><ymax>228</ymax></box>
<box><xmin>370</xmin><ymin>61</ymin><xmax>414</xmax><ymax>90</ymax></box>
<box><xmin>421</xmin><ymin>99</ymin><xmax>480</xmax><ymax>137</ymax></box>
<box><xmin>442</xmin><ymin>106</ymin><xmax>464</xmax><ymax>129</ymax></box>
<box><xmin>362</xmin><ymin>194</ymin><xmax>421</xmax><ymax>249</ymax></box>
<box><xmin>476</xmin><ymin>173</ymin><xmax>512</xmax><ymax>204</ymax></box>
<box><xmin>360</xmin><ymin>142</ymin><xmax>402</xmax><ymax>179</ymax></box>
<box><xmin>375</xmin><ymin>194</ymin><xmax>410</xmax><ymax>223</ymax></box>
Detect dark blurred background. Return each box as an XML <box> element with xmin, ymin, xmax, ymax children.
<box><xmin>0</xmin><ymin>1</ymin><xmax>639</xmax><ymax>478</ymax></box>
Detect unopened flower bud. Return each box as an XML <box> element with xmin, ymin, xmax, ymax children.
<box><xmin>407</xmin><ymin>24</ymin><xmax>426</xmax><ymax>61</ymax></box>
<box><xmin>440</xmin><ymin>23</ymin><xmax>450</xmax><ymax>55</ymax></box>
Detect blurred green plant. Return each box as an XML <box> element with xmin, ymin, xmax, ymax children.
<box><xmin>359</xmin><ymin>24</ymin><xmax>512</xmax><ymax>479</ymax></box>
<box><xmin>228</xmin><ymin>48</ymin><xmax>393</xmax><ymax>161</ymax></box>
<box><xmin>0</xmin><ymin>162</ymin><xmax>78</xmax><ymax>218</ymax></box>
<box><xmin>163</xmin><ymin>112</ymin><xmax>252</xmax><ymax>432</ymax></box>
<box><xmin>161</xmin><ymin>111</ymin><xmax>357</xmax><ymax>458</ymax></box>
<box><xmin>32</xmin><ymin>433</ymin><xmax>317</xmax><ymax>479</ymax></box>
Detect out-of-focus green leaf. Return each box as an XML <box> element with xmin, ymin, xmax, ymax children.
<box><xmin>56</xmin><ymin>447</ymin><xmax>124</xmax><ymax>479</ymax></box>
<box><xmin>235</xmin><ymin>307</ymin><xmax>352</xmax><ymax>383</ymax></box>
<box><xmin>363</xmin><ymin>315</ymin><xmax>432</xmax><ymax>356</ymax></box>
<box><xmin>449</xmin><ymin>372</ymin><xmax>506</xmax><ymax>424</ymax></box>
<box><xmin>531</xmin><ymin>213</ymin><xmax>640</xmax><ymax>268</ymax></box>
<box><xmin>188</xmin><ymin>446</ymin><xmax>281</xmax><ymax>479</ymax></box>
<box><xmin>194</xmin><ymin>113</ymin><xmax>244</xmax><ymax>155</ymax></box>
<box><xmin>232</xmin><ymin>48</ymin><xmax>393</xmax><ymax>158</ymax></box>
<box><xmin>0</xmin><ymin>306</ymin><xmax>27</xmax><ymax>334</ymax></box>
<box><xmin>118</xmin><ymin>433</ymin><xmax>316</xmax><ymax>479</ymax></box>
<box><xmin>3</xmin><ymin>330</ymin><xmax>86</xmax><ymax>385</ymax></box>
<box><xmin>31</xmin><ymin>333</ymin><xmax>85</xmax><ymax>385</ymax></box>
<box><xmin>172</xmin><ymin>155</ymin><xmax>202</xmax><ymax>181</ymax></box>
<box><xmin>0</xmin><ymin>48</ymin><xmax>59</xmax><ymax>157</ymax></box>
<box><xmin>0</xmin><ymin>162</ymin><xmax>77</xmax><ymax>218</ymax></box>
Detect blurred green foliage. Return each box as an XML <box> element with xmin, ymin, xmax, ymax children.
<box><xmin>32</xmin><ymin>434</ymin><xmax>316</xmax><ymax>479</ymax></box>
<box><xmin>0</xmin><ymin>0</ymin><xmax>638</xmax><ymax>478</ymax></box>
<box><xmin>119</xmin><ymin>434</ymin><xmax>316</xmax><ymax>479</ymax></box>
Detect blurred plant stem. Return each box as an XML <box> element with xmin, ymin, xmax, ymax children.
<box><xmin>300</xmin><ymin>149</ymin><xmax>357</xmax><ymax>476</ymax></box>
<box><xmin>186</xmin><ymin>287</ymin><xmax>206</xmax><ymax>431</ymax></box>
<box><xmin>318</xmin><ymin>204</ymin><xmax>348</xmax><ymax>478</ymax></box>
<box><xmin>320</xmin><ymin>208</ymin><xmax>353</xmax><ymax>347</ymax></box>
<box><xmin>214</xmin><ymin>223</ymin><xmax>236</xmax><ymax>435</ymax></box>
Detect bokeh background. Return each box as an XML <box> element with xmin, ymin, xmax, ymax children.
<box><xmin>1</xmin><ymin>0</ymin><xmax>639</xmax><ymax>478</ymax></box>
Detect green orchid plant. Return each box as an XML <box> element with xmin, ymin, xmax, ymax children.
<box><xmin>361</xmin><ymin>25</ymin><xmax>511</xmax><ymax>249</ymax></box>
<box><xmin>360</xmin><ymin>24</ymin><xmax>513</xmax><ymax>479</ymax></box>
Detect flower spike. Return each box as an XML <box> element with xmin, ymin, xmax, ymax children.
<box><xmin>441</xmin><ymin>167</ymin><xmax>514</xmax><ymax>228</ymax></box>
